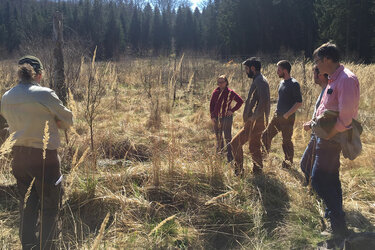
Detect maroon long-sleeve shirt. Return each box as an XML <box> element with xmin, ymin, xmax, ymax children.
<box><xmin>210</xmin><ymin>87</ymin><xmax>244</xmax><ymax>118</ymax></box>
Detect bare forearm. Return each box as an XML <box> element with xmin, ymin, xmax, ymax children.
<box><xmin>284</xmin><ymin>102</ymin><xmax>302</xmax><ymax>119</ymax></box>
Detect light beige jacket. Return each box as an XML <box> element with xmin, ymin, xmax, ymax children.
<box><xmin>1</xmin><ymin>82</ymin><xmax>73</xmax><ymax>150</ymax></box>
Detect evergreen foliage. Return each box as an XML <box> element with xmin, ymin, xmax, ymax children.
<box><xmin>0</xmin><ymin>0</ymin><xmax>373</xmax><ymax>61</ymax></box>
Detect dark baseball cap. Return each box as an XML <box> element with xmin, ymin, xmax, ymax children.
<box><xmin>242</xmin><ymin>57</ymin><xmax>261</xmax><ymax>71</ymax></box>
<box><xmin>18</xmin><ymin>55</ymin><xmax>44</xmax><ymax>73</ymax></box>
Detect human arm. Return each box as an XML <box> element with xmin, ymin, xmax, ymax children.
<box><xmin>283</xmin><ymin>102</ymin><xmax>303</xmax><ymax>119</ymax></box>
<box><xmin>45</xmin><ymin>91</ymin><xmax>73</xmax><ymax>130</ymax></box>
<box><xmin>303</xmin><ymin>120</ymin><xmax>312</xmax><ymax>131</ymax></box>
<box><xmin>326</xmin><ymin>77</ymin><xmax>359</xmax><ymax>139</ymax></box>
<box><xmin>228</xmin><ymin>90</ymin><xmax>244</xmax><ymax>115</ymax></box>
<box><xmin>333</xmin><ymin>77</ymin><xmax>359</xmax><ymax>133</ymax></box>
<box><xmin>210</xmin><ymin>89</ymin><xmax>218</xmax><ymax>120</ymax></box>
<box><xmin>283</xmin><ymin>81</ymin><xmax>302</xmax><ymax>119</ymax></box>
<box><xmin>251</xmin><ymin>80</ymin><xmax>269</xmax><ymax>121</ymax></box>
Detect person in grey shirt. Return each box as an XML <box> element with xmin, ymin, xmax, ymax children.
<box><xmin>230</xmin><ymin>57</ymin><xmax>270</xmax><ymax>176</ymax></box>
<box><xmin>1</xmin><ymin>55</ymin><xmax>73</xmax><ymax>249</ymax></box>
<box><xmin>262</xmin><ymin>60</ymin><xmax>302</xmax><ymax>169</ymax></box>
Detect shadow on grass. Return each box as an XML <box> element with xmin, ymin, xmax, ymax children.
<box><xmin>199</xmin><ymin>174</ymin><xmax>290</xmax><ymax>249</ymax></box>
<box><xmin>343</xmin><ymin>212</ymin><xmax>375</xmax><ymax>250</ymax></box>
<box><xmin>250</xmin><ymin>173</ymin><xmax>290</xmax><ymax>233</ymax></box>
<box><xmin>283</xmin><ymin>165</ymin><xmax>306</xmax><ymax>185</ymax></box>
<box><xmin>346</xmin><ymin>210</ymin><xmax>375</xmax><ymax>232</ymax></box>
<box><xmin>0</xmin><ymin>184</ymin><xmax>19</xmax><ymax>211</ymax></box>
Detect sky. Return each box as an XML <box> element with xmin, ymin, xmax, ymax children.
<box><xmin>191</xmin><ymin>0</ymin><xmax>203</xmax><ymax>10</ymax></box>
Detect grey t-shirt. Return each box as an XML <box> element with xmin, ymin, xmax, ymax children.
<box><xmin>276</xmin><ymin>78</ymin><xmax>302</xmax><ymax>115</ymax></box>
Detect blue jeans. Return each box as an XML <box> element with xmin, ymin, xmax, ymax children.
<box><xmin>311</xmin><ymin>137</ymin><xmax>347</xmax><ymax>235</ymax></box>
<box><xmin>300</xmin><ymin>135</ymin><xmax>317</xmax><ymax>184</ymax></box>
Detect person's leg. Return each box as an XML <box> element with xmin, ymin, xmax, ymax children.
<box><xmin>261</xmin><ymin>114</ymin><xmax>280</xmax><ymax>154</ymax></box>
<box><xmin>280</xmin><ymin>114</ymin><xmax>295</xmax><ymax>165</ymax></box>
<box><xmin>222</xmin><ymin>116</ymin><xmax>233</xmax><ymax>162</ymax></box>
<box><xmin>214</xmin><ymin>118</ymin><xmax>224</xmax><ymax>154</ymax></box>
<box><xmin>35</xmin><ymin>181</ymin><xmax>62</xmax><ymax>250</ymax></box>
<box><xmin>17</xmin><ymin>179</ymin><xmax>39</xmax><ymax>250</ymax></box>
<box><xmin>249</xmin><ymin>117</ymin><xmax>266</xmax><ymax>172</ymax></box>
<box><xmin>230</xmin><ymin>121</ymin><xmax>251</xmax><ymax>176</ymax></box>
<box><xmin>311</xmin><ymin>138</ymin><xmax>347</xmax><ymax>236</ymax></box>
<box><xmin>30</xmin><ymin>149</ymin><xmax>62</xmax><ymax>250</ymax></box>
<box><xmin>12</xmin><ymin>147</ymin><xmax>39</xmax><ymax>249</ymax></box>
<box><xmin>300</xmin><ymin>135</ymin><xmax>317</xmax><ymax>185</ymax></box>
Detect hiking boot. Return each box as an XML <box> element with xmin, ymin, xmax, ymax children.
<box><xmin>253</xmin><ymin>164</ymin><xmax>263</xmax><ymax>175</ymax></box>
<box><xmin>282</xmin><ymin>160</ymin><xmax>292</xmax><ymax>169</ymax></box>
<box><xmin>227</xmin><ymin>154</ymin><xmax>233</xmax><ymax>163</ymax></box>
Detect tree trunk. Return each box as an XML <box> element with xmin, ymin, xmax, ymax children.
<box><xmin>53</xmin><ymin>11</ymin><xmax>67</xmax><ymax>105</ymax></box>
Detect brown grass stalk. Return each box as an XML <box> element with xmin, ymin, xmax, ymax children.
<box><xmin>23</xmin><ymin>177</ymin><xmax>36</xmax><ymax>209</ymax></box>
<box><xmin>90</xmin><ymin>212</ymin><xmax>110</xmax><ymax>250</ymax></box>
<box><xmin>40</xmin><ymin>121</ymin><xmax>49</xmax><ymax>249</ymax></box>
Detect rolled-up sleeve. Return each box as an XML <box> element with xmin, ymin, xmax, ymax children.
<box><xmin>334</xmin><ymin>77</ymin><xmax>359</xmax><ymax>132</ymax></box>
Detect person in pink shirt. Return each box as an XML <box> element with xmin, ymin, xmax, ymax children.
<box><xmin>312</xmin><ymin>42</ymin><xmax>359</xmax><ymax>247</ymax></box>
<box><xmin>210</xmin><ymin>75</ymin><xmax>244</xmax><ymax>162</ymax></box>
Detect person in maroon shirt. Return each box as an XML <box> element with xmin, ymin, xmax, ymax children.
<box><xmin>210</xmin><ymin>75</ymin><xmax>243</xmax><ymax>162</ymax></box>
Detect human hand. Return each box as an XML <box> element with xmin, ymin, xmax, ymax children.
<box><xmin>56</xmin><ymin>120</ymin><xmax>63</xmax><ymax>129</ymax></box>
<box><xmin>227</xmin><ymin>110</ymin><xmax>233</xmax><ymax>116</ymax></box>
<box><xmin>303</xmin><ymin>121</ymin><xmax>311</xmax><ymax>131</ymax></box>
<box><xmin>283</xmin><ymin>113</ymin><xmax>289</xmax><ymax>120</ymax></box>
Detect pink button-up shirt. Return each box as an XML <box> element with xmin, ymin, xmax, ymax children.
<box><xmin>315</xmin><ymin>65</ymin><xmax>359</xmax><ymax>132</ymax></box>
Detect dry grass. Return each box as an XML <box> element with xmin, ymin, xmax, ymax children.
<box><xmin>0</xmin><ymin>56</ymin><xmax>373</xmax><ymax>249</ymax></box>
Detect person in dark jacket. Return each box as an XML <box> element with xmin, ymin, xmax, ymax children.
<box><xmin>230</xmin><ymin>57</ymin><xmax>270</xmax><ymax>176</ymax></box>
<box><xmin>210</xmin><ymin>75</ymin><xmax>243</xmax><ymax>162</ymax></box>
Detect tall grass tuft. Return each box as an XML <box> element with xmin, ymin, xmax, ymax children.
<box><xmin>0</xmin><ymin>132</ymin><xmax>16</xmax><ymax>160</ymax></box>
<box><xmin>23</xmin><ymin>177</ymin><xmax>35</xmax><ymax>209</ymax></box>
<box><xmin>40</xmin><ymin>120</ymin><xmax>49</xmax><ymax>249</ymax></box>
<box><xmin>90</xmin><ymin>212</ymin><xmax>110</xmax><ymax>250</ymax></box>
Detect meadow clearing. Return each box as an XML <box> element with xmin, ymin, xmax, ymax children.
<box><xmin>0</xmin><ymin>54</ymin><xmax>374</xmax><ymax>249</ymax></box>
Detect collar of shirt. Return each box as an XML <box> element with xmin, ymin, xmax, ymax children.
<box><xmin>328</xmin><ymin>65</ymin><xmax>344</xmax><ymax>83</ymax></box>
<box><xmin>216</xmin><ymin>86</ymin><xmax>229</xmax><ymax>93</ymax></box>
<box><xmin>253</xmin><ymin>73</ymin><xmax>261</xmax><ymax>81</ymax></box>
<box><xmin>19</xmin><ymin>81</ymin><xmax>39</xmax><ymax>86</ymax></box>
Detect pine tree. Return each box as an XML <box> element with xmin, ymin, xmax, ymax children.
<box><xmin>152</xmin><ymin>6</ymin><xmax>162</xmax><ymax>54</ymax></box>
<box><xmin>161</xmin><ymin>9</ymin><xmax>171</xmax><ymax>54</ymax></box>
<box><xmin>129</xmin><ymin>6</ymin><xmax>141</xmax><ymax>53</ymax></box>
<box><xmin>141</xmin><ymin>3</ymin><xmax>153</xmax><ymax>53</ymax></box>
<box><xmin>103</xmin><ymin>2</ymin><xmax>123</xmax><ymax>59</ymax></box>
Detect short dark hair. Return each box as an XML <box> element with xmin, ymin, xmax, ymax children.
<box><xmin>242</xmin><ymin>57</ymin><xmax>261</xmax><ymax>71</ymax></box>
<box><xmin>313</xmin><ymin>42</ymin><xmax>340</xmax><ymax>63</ymax></box>
<box><xmin>277</xmin><ymin>60</ymin><xmax>291</xmax><ymax>74</ymax></box>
